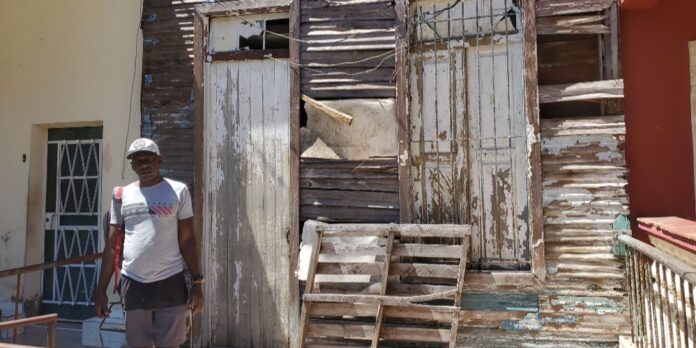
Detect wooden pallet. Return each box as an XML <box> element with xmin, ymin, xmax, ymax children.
<box><xmin>299</xmin><ymin>224</ymin><xmax>471</xmax><ymax>348</ymax></box>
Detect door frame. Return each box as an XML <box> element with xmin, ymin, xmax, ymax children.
<box><xmin>193</xmin><ymin>1</ymin><xmax>300</xmax><ymax>346</ymax></box>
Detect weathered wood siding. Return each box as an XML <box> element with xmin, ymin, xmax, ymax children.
<box><xmin>142</xmin><ymin>0</ymin><xmax>206</xmax><ymax>187</ymax></box>
<box><xmin>203</xmin><ymin>14</ymin><xmax>295</xmax><ymax>345</ymax></box>
<box><xmin>300</xmin><ymin>158</ymin><xmax>399</xmax><ymax>223</ymax></box>
<box><xmin>300</xmin><ymin>0</ymin><xmax>396</xmax><ymax>99</ymax></box>
<box><xmin>408</xmin><ymin>0</ymin><xmax>530</xmax><ymax>270</ymax></box>
<box><xmin>538</xmin><ymin>116</ymin><xmax>629</xmax><ymax>342</ymax></box>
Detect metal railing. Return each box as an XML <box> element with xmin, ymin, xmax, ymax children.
<box><xmin>620</xmin><ymin>235</ymin><xmax>696</xmax><ymax>348</ymax></box>
<box><xmin>0</xmin><ymin>313</ymin><xmax>58</xmax><ymax>348</ymax></box>
<box><xmin>0</xmin><ymin>253</ymin><xmax>102</xmax><ymax>343</ymax></box>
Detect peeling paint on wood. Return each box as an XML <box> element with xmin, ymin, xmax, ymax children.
<box><xmin>204</xmin><ymin>55</ymin><xmax>293</xmax><ymax>345</ymax></box>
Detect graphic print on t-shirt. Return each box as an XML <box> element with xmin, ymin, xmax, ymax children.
<box><xmin>122</xmin><ymin>202</ymin><xmax>174</xmax><ymax>219</ymax></box>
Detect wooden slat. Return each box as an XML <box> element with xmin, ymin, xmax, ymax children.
<box><xmin>316</xmin><ymin>262</ymin><xmax>382</xmax><ymax>275</ymax></box>
<box><xmin>522</xmin><ymin>0</ymin><xmax>546</xmax><ymax>282</ymax></box>
<box><xmin>539</xmin><ymin>79</ymin><xmax>624</xmax><ymax>103</ymax></box>
<box><xmin>537</xmin><ymin>0</ymin><xmax>614</xmax><ymax>17</ymax></box>
<box><xmin>392</xmin><ymin>244</ymin><xmax>463</xmax><ymax>258</ymax></box>
<box><xmin>390</xmin><ymin>263</ymin><xmax>459</xmax><ymax>279</ymax></box>
<box><xmin>371</xmin><ymin>231</ymin><xmax>394</xmax><ymax>347</ymax></box>
<box><xmin>537</xmin><ymin>15</ymin><xmax>609</xmax><ymax>35</ymax></box>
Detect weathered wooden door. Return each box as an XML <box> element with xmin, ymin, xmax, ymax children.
<box><xmin>408</xmin><ymin>1</ymin><xmax>530</xmax><ymax>270</ymax></box>
<box><xmin>202</xmin><ymin>15</ymin><xmax>294</xmax><ymax>347</ymax></box>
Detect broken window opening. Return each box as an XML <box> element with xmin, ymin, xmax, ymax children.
<box><xmin>238</xmin><ymin>18</ymin><xmax>289</xmax><ymax>51</ymax></box>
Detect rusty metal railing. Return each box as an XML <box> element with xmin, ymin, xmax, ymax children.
<box><xmin>619</xmin><ymin>235</ymin><xmax>696</xmax><ymax>348</ymax></box>
<box><xmin>0</xmin><ymin>253</ymin><xmax>102</xmax><ymax>343</ymax></box>
<box><xmin>0</xmin><ymin>313</ymin><xmax>58</xmax><ymax>348</ymax></box>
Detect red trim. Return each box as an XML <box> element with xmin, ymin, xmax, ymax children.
<box><xmin>620</xmin><ymin>0</ymin><xmax>660</xmax><ymax>10</ymax></box>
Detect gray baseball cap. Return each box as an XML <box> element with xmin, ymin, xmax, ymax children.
<box><xmin>126</xmin><ymin>138</ymin><xmax>160</xmax><ymax>159</ymax></box>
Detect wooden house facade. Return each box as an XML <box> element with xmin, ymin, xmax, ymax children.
<box><xmin>186</xmin><ymin>0</ymin><xmax>629</xmax><ymax>346</ymax></box>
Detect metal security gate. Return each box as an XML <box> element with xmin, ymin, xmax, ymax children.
<box><xmin>42</xmin><ymin>127</ymin><xmax>102</xmax><ymax>320</ymax></box>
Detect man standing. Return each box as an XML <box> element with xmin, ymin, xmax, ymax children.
<box><xmin>94</xmin><ymin>138</ymin><xmax>203</xmax><ymax>348</ymax></box>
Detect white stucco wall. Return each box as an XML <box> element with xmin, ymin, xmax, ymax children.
<box><xmin>0</xmin><ymin>1</ymin><xmax>142</xmax><ymax>303</ymax></box>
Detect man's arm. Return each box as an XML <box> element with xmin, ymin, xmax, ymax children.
<box><xmin>94</xmin><ymin>224</ymin><xmax>120</xmax><ymax>317</ymax></box>
<box><xmin>178</xmin><ymin>217</ymin><xmax>203</xmax><ymax>314</ymax></box>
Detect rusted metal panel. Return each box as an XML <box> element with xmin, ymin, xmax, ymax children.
<box><xmin>203</xmin><ymin>50</ymin><xmax>293</xmax><ymax>345</ymax></box>
<box><xmin>300</xmin><ymin>0</ymin><xmax>396</xmax><ymax>99</ymax></box>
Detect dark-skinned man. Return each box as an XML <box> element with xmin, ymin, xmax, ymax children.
<box><xmin>94</xmin><ymin>138</ymin><xmax>203</xmax><ymax>348</ymax></box>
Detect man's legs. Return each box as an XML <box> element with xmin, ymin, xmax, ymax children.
<box><xmin>125</xmin><ymin>309</ymin><xmax>155</xmax><ymax>348</ymax></box>
<box><xmin>152</xmin><ymin>305</ymin><xmax>188</xmax><ymax>348</ymax></box>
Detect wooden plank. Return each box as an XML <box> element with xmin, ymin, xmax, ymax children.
<box><xmin>390</xmin><ymin>263</ymin><xmax>459</xmax><ymax>279</ymax></box>
<box><xmin>319</xmin><ymin>241</ymin><xmax>385</xmax><ymax>255</ymax></box>
<box><xmin>316</xmin><ymin>262</ymin><xmax>383</xmax><ymax>275</ymax></box>
<box><xmin>196</xmin><ymin>0</ymin><xmax>291</xmax><ymax>17</ymax></box>
<box><xmin>300</xmin><ymin>231</ymin><xmax>324</xmax><ymax>347</ymax></box>
<box><xmin>537</xmin><ymin>15</ymin><xmax>609</xmax><ymax>35</ymax></box>
<box><xmin>392</xmin><ymin>244</ymin><xmax>463</xmax><ymax>258</ymax></box>
<box><xmin>302</xmin><ymin>94</ymin><xmax>353</xmax><ymax>125</ymax></box>
<box><xmin>192</xmin><ymin>11</ymin><xmax>206</xmax><ymax>347</ymax></box>
<box><xmin>522</xmin><ymin>0</ymin><xmax>546</xmax><ymax>282</ymax></box>
<box><xmin>539</xmin><ymin>79</ymin><xmax>624</xmax><ymax>103</ymax></box>
<box><xmin>537</xmin><ymin>0</ymin><xmax>614</xmax><ymax>17</ymax></box>
<box><xmin>395</xmin><ymin>0</ymin><xmax>411</xmax><ymax>225</ymax></box>
<box><xmin>301</xmin><ymin>0</ymin><xmax>392</xmax><ymax>10</ymax></box>
<box><xmin>381</xmin><ymin>326</ymin><xmax>450</xmax><ymax>343</ymax></box>
<box><xmin>371</xmin><ymin>231</ymin><xmax>394</xmax><ymax>347</ymax></box>
<box><xmin>210</xmin><ymin>49</ymin><xmax>290</xmax><ymax>61</ymax></box>
<box><xmin>450</xmin><ymin>238</ymin><xmax>469</xmax><ymax>347</ymax></box>
<box><xmin>290</xmin><ymin>3</ymin><xmax>302</xmax><ymax>346</ymax></box>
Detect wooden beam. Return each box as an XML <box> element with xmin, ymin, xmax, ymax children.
<box><xmin>395</xmin><ymin>0</ymin><xmax>412</xmax><ymax>224</ymax></box>
<box><xmin>522</xmin><ymin>0</ymin><xmax>546</xmax><ymax>282</ymax></box>
<box><xmin>539</xmin><ymin>79</ymin><xmax>624</xmax><ymax>103</ymax></box>
<box><xmin>371</xmin><ymin>231</ymin><xmax>394</xmax><ymax>347</ymax></box>
<box><xmin>537</xmin><ymin>15</ymin><xmax>610</xmax><ymax>35</ymax></box>
<box><xmin>192</xmin><ymin>10</ymin><xmax>207</xmax><ymax>348</ymax></box>
<box><xmin>209</xmin><ymin>49</ymin><xmax>290</xmax><ymax>62</ymax></box>
<box><xmin>196</xmin><ymin>0</ymin><xmax>291</xmax><ymax>17</ymax></box>
<box><xmin>301</xmin><ymin>94</ymin><xmax>353</xmax><ymax>125</ymax></box>
<box><xmin>537</xmin><ymin>0</ymin><xmax>614</xmax><ymax>17</ymax></box>
<box><xmin>289</xmin><ymin>1</ymin><xmax>302</xmax><ymax>346</ymax></box>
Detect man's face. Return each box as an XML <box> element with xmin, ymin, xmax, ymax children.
<box><xmin>130</xmin><ymin>152</ymin><xmax>162</xmax><ymax>182</ymax></box>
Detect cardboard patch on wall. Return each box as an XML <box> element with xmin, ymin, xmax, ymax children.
<box><xmin>304</xmin><ymin>99</ymin><xmax>397</xmax><ymax>160</ymax></box>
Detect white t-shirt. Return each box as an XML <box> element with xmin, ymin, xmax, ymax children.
<box><xmin>110</xmin><ymin>178</ymin><xmax>194</xmax><ymax>283</ymax></box>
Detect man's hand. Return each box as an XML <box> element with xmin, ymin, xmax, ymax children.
<box><xmin>189</xmin><ymin>284</ymin><xmax>204</xmax><ymax>315</ymax></box>
<box><xmin>94</xmin><ymin>292</ymin><xmax>110</xmax><ymax>318</ymax></box>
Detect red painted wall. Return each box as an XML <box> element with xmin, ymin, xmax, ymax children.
<box><xmin>621</xmin><ymin>0</ymin><xmax>696</xmax><ymax>238</ymax></box>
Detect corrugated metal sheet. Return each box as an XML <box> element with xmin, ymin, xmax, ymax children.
<box><xmin>300</xmin><ymin>158</ymin><xmax>399</xmax><ymax>223</ymax></box>
<box><xmin>300</xmin><ymin>0</ymin><xmax>396</xmax><ymax>99</ymax></box>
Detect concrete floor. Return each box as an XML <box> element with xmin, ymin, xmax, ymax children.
<box><xmin>0</xmin><ymin>322</ymin><xmax>92</xmax><ymax>348</ymax></box>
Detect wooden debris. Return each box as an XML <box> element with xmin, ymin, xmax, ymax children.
<box><xmin>302</xmin><ymin>94</ymin><xmax>354</xmax><ymax>125</ymax></box>
<box><xmin>537</xmin><ymin>0</ymin><xmax>614</xmax><ymax>17</ymax></box>
<box><xmin>537</xmin><ymin>15</ymin><xmax>610</xmax><ymax>35</ymax></box>
<box><xmin>539</xmin><ymin>79</ymin><xmax>624</xmax><ymax>104</ymax></box>
<box><xmin>299</xmin><ymin>223</ymin><xmax>471</xmax><ymax>347</ymax></box>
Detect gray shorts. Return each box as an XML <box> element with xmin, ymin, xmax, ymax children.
<box><xmin>125</xmin><ymin>305</ymin><xmax>188</xmax><ymax>347</ymax></box>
